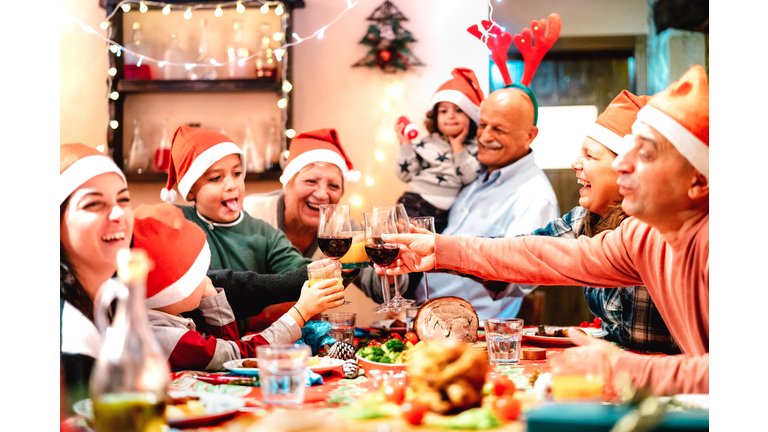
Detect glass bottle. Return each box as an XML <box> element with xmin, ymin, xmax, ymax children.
<box><xmin>189</xmin><ymin>18</ymin><xmax>217</xmax><ymax>80</ymax></box>
<box><xmin>242</xmin><ymin>117</ymin><xmax>264</xmax><ymax>173</ymax></box>
<box><xmin>228</xmin><ymin>20</ymin><xmax>255</xmax><ymax>79</ymax></box>
<box><xmin>90</xmin><ymin>249</ymin><xmax>169</xmax><ymax>432</ymax></box>
<box><xmin>126</xmin><ymin>119</ymin><xmax>150</xmax><ymax>174</ymax></box>
<box><xmin>124</xmin><ymin>22</ymin><xmax>154</xmax><ymax>80</ymax></box>
<box><xmin>163</xmin><ymin>33</ymin><xmax>187</xmax><ymax>80</ymax></box>
<box><xmin>154</xmin><ymin>118</ymin><xmax>171</xmax><ymax>172</ymax></box>
<box><xmin>264</xmin><ymin>117</ymin><xmax>280</xmax><ymax>171</ymax></box>
<box><xmin>255</xmin><ymin>23</ymin><xmax>276</xmax><ymax>78</ymax></box>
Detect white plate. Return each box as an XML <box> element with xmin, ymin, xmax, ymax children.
<box><xmin>659</xmin><ymin>394</ymin><xmax>709</xmax><ymax>410</ymax></box>
<box><xmin>223</xmin><ymin>357</ymin><xmax>345</xmax><ymax>376</ymax></box>
<box><xmin>73</xmin><ymin>391</ymin><xmax>245</xmax><ymax>428</ymax></box>
<box><xmin>522</xmin><ymin>326</ymin><xmax>607</xmax><ymax>346</ymax></box>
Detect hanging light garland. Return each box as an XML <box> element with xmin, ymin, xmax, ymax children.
<box><xmin>64</xmin><ymin>0</ymin><xmax>359</xmax><ymax>158</ymax></box>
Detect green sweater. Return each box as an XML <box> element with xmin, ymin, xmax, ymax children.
<box><xmin>178</xmin><ymin>205</ymin><xmax>310</xmax><ymax>274</ymax></box>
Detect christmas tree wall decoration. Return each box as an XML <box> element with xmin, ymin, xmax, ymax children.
<box><xmin>353</xmin><ymin>0</ymin><xmax>424</xmax><ymax>73</ymax></box>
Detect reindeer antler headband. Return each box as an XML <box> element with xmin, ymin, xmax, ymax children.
<box><xmin>468</xmin><ymin>13</ymin><xmax>562</xmax><ymax>126</ymax></box>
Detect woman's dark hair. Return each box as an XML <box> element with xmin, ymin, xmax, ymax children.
<box><xmin>582</xmin><ymin>202</ymin><xmax>629</xmax><ymax>238</ymax></box>
<box><xmin>424</xmin><ymin>105</ymin><xmax>478</xmax><ymax>143</ymax></box>
<box><xmin>60</xmin><ymin>197</ymin><xmax>95</xmax><ymax>322</ymax></box>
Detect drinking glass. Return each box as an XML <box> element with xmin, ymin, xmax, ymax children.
<box><xmin>339</xmin><ymin>230</ymin><xmax>368</xmax><ymax>270</ymax></box>
<box><xmin>364</xmin><ymin>210</ymin><xmax>402</xmax><ymax>313</ymax></box>
<box><xmin>408</xmin><ymin>216</ymin><xmax>435</xmax><ymax>302</ymax></box>
<box><xmin>256</xmin><ymin>344</ymin><xmax>311</xmax><ymax>405</ymax></box>
<box><xmin>307</xmin><ymin>259</ymin><xmax>347</xmax><ymax>306</ymax></box>
<box><xmin>370</xmin><ymin>204</ymin><xmax>415</xmax><ymax>307</ymax></box>
<box><xmin>486</xmin><ymin>318</ymin><xmax>524</xmax><ymax>364</ymax></box>
<box><xmin>550</xmin><ymin>348</ymin><xmax>606</xmax><ymax>402</ymax></box>
<box><xmin>317</xmin><ymin>204</ymin><xmax>352</xmax><ymax>260</ymax></box>
<box><xmin>320</xmin><ymin>312</ymin><xmax>357</xmax><ymax>345</ymax></box>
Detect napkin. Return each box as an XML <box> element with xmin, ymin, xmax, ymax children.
<box><xmin>295</xmin><ymin>320</ymin><xmax>337</xmax><ymax>354</ymax></box>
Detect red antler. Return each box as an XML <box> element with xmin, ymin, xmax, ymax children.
<box><xmin>513</xmin><ymin>13</ymin><xmax>561</xmax><ymax>87</ymax></box>
<box><xmin>468</xmin><ymin>20</ymin><xmax>513</xmax><ymax>86</ymax></box>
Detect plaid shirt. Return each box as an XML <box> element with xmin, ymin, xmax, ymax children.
<box><xmin>526</xmin><ymin>207</ymin><xmax>680</xmax><ymax>354</ymax></box>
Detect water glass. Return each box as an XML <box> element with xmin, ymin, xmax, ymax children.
<box><xmin>256</xmin><ymin>344</ymin><xmax>311</xmax><ymax>405</ymax></box>
<box><xmin>405</xmin><ymin>306</ymin><xmax>420</xmax><ymax>333</ymax></box>
<box><xmin>320</xmin><ymin>312</ymin><xmax>357</xmax><ymax>345</ymax></box>
<box><xmin>486</xmin><ymin>318</ymin><xmax>524</xmax><ymax>363</ymax></box>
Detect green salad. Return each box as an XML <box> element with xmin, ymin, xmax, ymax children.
<box><xmin>357</xmin><ymin>339</ymin><xmax>406</xmax><ymax>364</ymax></box>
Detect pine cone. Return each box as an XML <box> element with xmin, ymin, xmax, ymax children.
<box><xmin>328</xmin><ymin>342</ymin><xmax>356</xmax><ymax>360</ymax></box>
<box><xmin>342</xmin><ymin>359</ymin><xmax>359</xmax><ymax>379</ymax></box>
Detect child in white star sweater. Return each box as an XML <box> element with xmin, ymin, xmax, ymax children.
<box><xmin>394</xmin><ymin>68</ymin><xmax>483</xmax><ymax>233</ymax></box>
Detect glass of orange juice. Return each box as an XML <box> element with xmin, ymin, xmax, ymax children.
<box><xmin>307</xmin><ymin>259</ymin><xmax>344</xmax><ymax>307</ymax></box>
<box><xmin>339</xmin><ymin>230</ymin><xmax>368</xmax><ymax>269</ymax></box>
<box><xmin>550</xmin><ymin>349</ymin><xmax>605</xmax><ymax>402</ymax></box>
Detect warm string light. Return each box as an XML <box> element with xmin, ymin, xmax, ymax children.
<box><xmin>139</xmin><ymin>2</ymin><xmax>148</xmax><ymax>13</ymax></box>
<box><xmin>214</xmin><ymin>5</ymin><xmax>223</xmax><ymax>17</ymax></box>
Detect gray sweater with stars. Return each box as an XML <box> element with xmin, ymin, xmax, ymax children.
<box><xmin>395</xmin><ymin>133</ymin><xmax>480</xmax><ymax>207</ymax></box>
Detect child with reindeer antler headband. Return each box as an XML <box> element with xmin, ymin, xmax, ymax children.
<box><xmin>393</xmin><ymin>67</ymin><xmax>485</xmax><ymax>234</ymax></box>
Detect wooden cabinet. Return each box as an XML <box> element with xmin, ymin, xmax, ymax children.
<box><xmin>104</xmin><ymin>0</ymin><xmax>305</xmax><ymax>183</ymax></box>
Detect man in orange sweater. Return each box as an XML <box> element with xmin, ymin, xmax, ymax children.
<box><xmin>379</xmin><ymin>65</ymin><xmax>709</xmax><ymax>396</ymax></box>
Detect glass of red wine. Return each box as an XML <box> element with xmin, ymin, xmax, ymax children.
<box><xmin>371</xmin><ymin>204</ymin><xmax>415</xmax><ymax>307</ymax></box>
<box><xmin>364</xmin><ymin>210</ymin><xmax>402</xmax><ymax>314</ymax></box>
<box><xmin>318</xmin><ymin>204</ymin><xmax>352</xmax><ymax>305</ymax></box>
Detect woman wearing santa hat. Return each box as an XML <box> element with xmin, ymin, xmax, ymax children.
<box><xmin>243</xmin><ymin>129</ymin><xmax>407</xmax><ymax>316</ymax></box>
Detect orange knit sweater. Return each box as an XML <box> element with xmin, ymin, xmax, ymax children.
<box><xmin>435</xmin><ymin>214</ymin><xmax>709</xmax><ymax>395</ymax></box>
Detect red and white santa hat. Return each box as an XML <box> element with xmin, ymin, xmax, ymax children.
<box><xmin>586</xmin><ymin>90</ymin><xmax>650</xmax><ymax>156</ymax></box>
<box><xmin>635</xmin><ymin>65</ymin><xmax>709</xmax><ymax>179</ymax></box>
<box><xmin>429</xmin><ymin>67</ymin><xmax>485</xmax><ymax>125</ymax></box>
<box><xmin>133</xmin><ymin>203</ymin><xmax>211</xmax><ymax>309</ymax></box>
<box><xmin>60</xmin><ymin>143</ymin><xmax>126</xmax><ymax>205</ymax></box>
<box><xmin>162</xmin><ymin>126</ymin><xmax>245</xmax><ymax>203</ymax></box>
<box><xmin>280</xmin><ymin>128</ymin><xmax>360</xmax><ymax>185</ymax></box>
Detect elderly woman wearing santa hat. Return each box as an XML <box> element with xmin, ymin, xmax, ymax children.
<box><xmin>243</xmin><ymin>129</ymin><xmax>407</xmax><ymax>314</ymax></box>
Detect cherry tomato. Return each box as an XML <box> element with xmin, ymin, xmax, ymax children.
<box><xmin>493</xmin><ymin>395</ymin><xmax>521</xmax><ymax>421</ymax></box>
<box><xmin>403</xmin><ymin>332</ymin><xmax>419</xmax><ymax>345</ymax></box>
<box><xmin>383</xmin><ymin>381</ymin><xmax>406</xmax><ymax>404</ymax></box>
<box><xmin>492</xmin><ymin>377</ymin><xmax>516</xmax><ymax>396</ymax></box>
<box><xmin>579</xmin><ymin>321</ymin><xmax>589</xmax><ymax>328</ymax></box>
<box><xmin>401</xmin><ymin>400</ymin><xmax>428</xmax><ymax>425</ymax></box>
<box><xmin>593</xmin><ymin>317</ymin><xmax>602</xmax><ymax>328</ymax></box>
<box><xmin>389</xmin><ymin>333</ymin><xmax>402</xmax><ymax>341</ymax></box>
<box><xmin>369</xmin><ymin>340</ymin><xmax>382</xmax><ymax>347</ymax></box>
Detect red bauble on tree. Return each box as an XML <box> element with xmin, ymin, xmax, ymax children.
<box><xmin>352</xmin><ymin>0</ymin><xmax>424</xmax><ymax>73</ymax></box>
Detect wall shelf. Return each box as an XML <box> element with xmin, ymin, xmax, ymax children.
<box><xmin>117</xmin><ymin>77</ymin><xmax>280</xmax><ymax>93</ymax></box>
<box><xmin>125</xmin><ymin>169</ymin><xmax>281</xmax><ymax>183</ymax></box>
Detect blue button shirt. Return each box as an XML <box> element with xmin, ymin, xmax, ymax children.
<box><xmin>415</xmin><ymin>151</ymin><xmax>559</xmax><ymax>320</ymax></box>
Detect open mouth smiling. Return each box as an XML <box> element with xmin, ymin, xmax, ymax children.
<box><xmin>306</xmin><ymin>202</ymin><xmax>322</xmax><ymax>211</ymax></box>
<box><xmin>222</xmin><ymin>198</ymin><xmax>239</xmax><ymax>212</ymax></box>
<box><xmin>102</xmin><ymin>231</ymin><xmax>126</xmax><ymax>242</ymax></box>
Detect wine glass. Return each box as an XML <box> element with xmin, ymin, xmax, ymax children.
<box><xmin>370</xmin><ymin>204</ymin><xmax>415</xmax><ymax>307</ymax></box>
<box><xmin>364</xmin><ymin>210</ymin><xmax>402</xmax><ymax>314</ymax></box>
<box><xmin>318</xmin><ymin>204</ymin><xmax>352</xmax><ymax>305</ymax></box>
<box><xmin>409</xmin><ymin>216</ymin><xmax>435</xmax><ymax>302</ymax></box>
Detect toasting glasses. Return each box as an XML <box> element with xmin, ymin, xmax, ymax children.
<box><xmin>364</xmin><ymin>210</ymin><xmax>402</xmax><ymax>314</ymax></box>
<box><xmin>370</xmin><ymin>204</ymin><xmax>415</xmax><ymax>308</ymax></box>
<box><xmin>317</xmin><ymin>204</ymin><xmax>352</xmax><ymax>305</ymax></box>
<box><xmin>408</xmin><ymin>216</ymin><xmax>435</xmax><ymax>302</ymax></box>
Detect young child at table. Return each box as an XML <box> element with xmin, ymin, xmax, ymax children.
<box><xmin>160</xmin><ymin>126</ymin><xmax>311</xmax><ymax>335</ymax></box>
<box><xmin>394</xmin><ymin>67</ymin><xmax>484</xmax><ymax>233</ymax></box>
<box><xmin>133</xmin><ymin>203</ymin><xmax>344</xmax><ymax>372</ymax></box>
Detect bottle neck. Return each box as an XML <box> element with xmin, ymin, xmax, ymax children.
<box><xmin>199</xmin><ymin>25</ymin><xmax>209</xmax><ymax>55</ymax></box>
<box><xmin>234</xmin><ymin>28</ymin><xmax>243</xmax><ymax>43</ymax></box>
<box><xmin>133</xmin><ymin>28</ymin><xmax>142</xmax><ymax>44</ymax></box>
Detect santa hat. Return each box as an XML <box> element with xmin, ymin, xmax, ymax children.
<box><xmin>161</xmin><ymin>126</ymin><xmax>245</xmax><ymax>203</ymax></box>
<box><xmin>429</xmin><ymin>68</ymin><xmax>484</xmax><ymax>125</ymax></box>
<box><xmin>280</xmin><ymin>128</ymin><xmax>360</xmax><ymax>185</ymax></box>
<box><xmin>60</xmin><ymin>143</ymin><xmax>126</xmax><ymax>205</ymax></box>
<box><xmin>132</xmin><ymin>203</ymin><xmax>211</xmax><ymax>309</ymax></box>
<box><xmin>636</xmin><ymin>65</ymin><xmax>709</xmax><ymax>179</ymax></box>
<box><xmin>586</xmin><ymin>90</ymin><xmax>650</xmax><ymax>156</ymax></box>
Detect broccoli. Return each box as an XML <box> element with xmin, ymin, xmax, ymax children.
<box><xmin>359</xmin><ymin>346</ymin><xmax>384</xmax><ymax>360</ymax></box>
<box><xmin>383</xmin><ymin>338</ymin><xmax>406</xmax><ymax>353</ymax></box>
<box><xmin>378</xmin><ymin>356</ymin><xmax>392</xmax><ymax>364</ymax></box>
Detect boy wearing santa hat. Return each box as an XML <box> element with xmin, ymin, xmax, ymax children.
<box><xmin>161</xmin><ymin>126</ymin><xmax>311</xmax><ymax>334</ymax></box>
<box><xmin>133</xmin><ymin>203</ymin><xmax>344</xmax><ymax>371</ymax></box>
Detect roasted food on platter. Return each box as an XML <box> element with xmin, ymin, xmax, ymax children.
<box><xmin>407</xmin><ymin>339</ymin><xmax>487</xmax><ymax>414</ymax></box>
<box><xmin>414</xmin><ymin>297</ymin><xmax>479</xmax><ymax>343</ymax></box>
<box><xmin>165</xmin><ymin>395</ymin><xmax>205</xmax><ymax>419</ymax></box>
<box><xmin>241</xmin><ymin>359</ymin><xmax>259</xmax><ymax>368</ymax></box>
<box><xmin>535</xmin><ymin>325</ymin><xmax>586</xmax><ymax>337</ymax></box>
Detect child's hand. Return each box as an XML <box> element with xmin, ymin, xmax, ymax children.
<box><xmin>201</xmin><ymin>277</ymin><xmax>218</xmax><ymax>298</ymax></box>
<box><xmin>295</xmin><ymin>278</ymin><xmax>345</xmax><ymax>321</ymax></box>
<box><xmin>448</xmin><ymin>122</ymin><xmax>470</xmax><ymax>153</ymax></box>
<box><xmin>395</xmin><ymin>121</ymin><xmax>411</xmax><ymax>146</ymax></box>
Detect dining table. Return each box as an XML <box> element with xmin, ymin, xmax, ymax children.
<box><xmin>63</xmin><ymin>326</ymin><xmax>706</xmax><ymax>432</ymax></box>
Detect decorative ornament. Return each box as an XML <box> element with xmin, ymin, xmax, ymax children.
<box><xmin>353</xmin><ymin>0</ymin><xmax>424</xmax><ymax>73</ymax></box>
<box><xmin>342</xmin><ymin>358</ymin><xmax>360</xmax><ymax>379</ymax></box>
<box><xmin>328</xmin><ymin>341</ymin><xmax>357</xmax><ymax>360</ymax></box>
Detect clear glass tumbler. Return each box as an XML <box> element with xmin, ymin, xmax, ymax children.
<box><xmin>256</xmin><ymin>344</ymin><xmax>311</xmax><ymax>405</ymax></box>
<box><xmin>485</xmin><ymin>318</ymin><xmax>524</xmax><ymax>364</ymax></box>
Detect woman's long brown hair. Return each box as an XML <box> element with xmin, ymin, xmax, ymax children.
<box><xmin>582</xmin><ymin>202</ymin><xmax>628</xmax><ymax>238</ymax></box>
<box><xmin>60</xmin><ymin>197</ymin><xmax>95</xmax><ymax>322</ymax></box>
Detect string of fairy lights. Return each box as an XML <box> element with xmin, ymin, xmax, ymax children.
<box><xmin>64</xmin><ymin>0</ymin><xmax>359</xmax><ymax>160</ymax></box>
